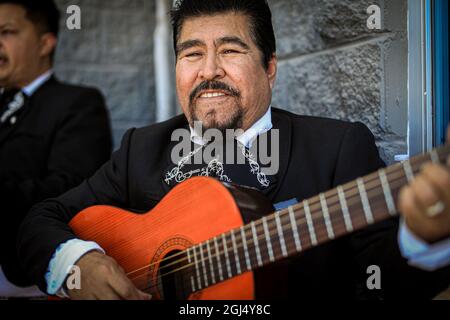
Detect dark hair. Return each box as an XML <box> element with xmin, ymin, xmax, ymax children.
<box><xmin>170</xmin><ymin>0</ymin><xmax>276</xmax><ymax>69</ymax></box>
<box><xmin>0</xmin><ymin>0</ymin><xmax>60</xmax><ymax>37</ymax></box>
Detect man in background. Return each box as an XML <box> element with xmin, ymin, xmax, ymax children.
<box><xmin>0</xmin><ymin>0</ymin><xmax>112</xmax><ymax>297</ymax></box>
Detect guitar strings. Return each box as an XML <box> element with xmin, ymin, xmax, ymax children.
<box><xmin>142</xmin><ymin>202</ymin><xmax>394</xmax><ymax>296</ymax></box>
<box><xmin>138</xmin><ymin>145</ymin><xmax>448</xmax><ymax>279</ymax></box>
<box><xmin>125</xmin><ymin>160</ymin><xmax>405</xmax><ymax>279</ymax></box>
<box><xmin>129</xmin><ymin>170</ymin><xmax>410</xmax><ymax>293</ymax></box>
<box><xmin>126</xmin><ymin>157</ymin><xmax>422</xmax><ymax>285</ymax></box>
<box><xmin>138</xmin><ymin>181</ymin><xmax>403</xmax><ymax>296</ymax></box>
<box><xmin>137</xmin><ymin>153</ymin><xmax>450</xmax><ymax>294</ymax></box>
<box><xmin>137</xmin><ymin>158</ymin><xmax>447</xmax><ymax>296</ymax></box>
<box><xmin>125</xmin><ymin>155</ymin><xmax>415</xmax><ymax>280</ymax></box>
<box><xmin>134</xmin><ymin>145</ymin><xmax>446</xmax><ymax>293</ymax></box>
<box><xmin>126</xmin><ymin>146</ymin><xmax>449</xmax><ymax>293</ymax></box>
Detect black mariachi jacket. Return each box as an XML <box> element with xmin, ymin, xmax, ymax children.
<box><xmin>17</xmin><ymin>108</ymin><xmax>450</xmax><ymax>298</ymax></box>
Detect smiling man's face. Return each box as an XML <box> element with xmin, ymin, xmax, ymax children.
<box><xmin>175</xmin><ymin>12</ymin><xmax>277</xmax><ymax>132</ymax></box>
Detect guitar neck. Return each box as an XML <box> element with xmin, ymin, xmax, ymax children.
<box><xmin>183</xmin><ymin>145</ymin><xmax>450</xmax><ymax>294</ymax></box>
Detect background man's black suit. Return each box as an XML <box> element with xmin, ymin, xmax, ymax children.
<box><xmin>0</xmin><ymin>77</ymin><xmax>112</xmax><ymax>286</ymax></box>
<box><xmin>17</xmin><ymin>108</ymin><xmax>450</xmax><ymax>298</ymax></box>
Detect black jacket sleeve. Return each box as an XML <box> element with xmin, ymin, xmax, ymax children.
<box><xmin>333</xmin><ymin>122</ymin><xmax>450</xmax><ymax>299</ymax></box>
<box><xmin>16</xmin><ymin>128</ymin><xmax>133</xmax><ymax>293</ymax></box>
<box><xmin>1</xmin><ymin>89</ymin><xmax>112</xmax><ymax>286</ymax></box>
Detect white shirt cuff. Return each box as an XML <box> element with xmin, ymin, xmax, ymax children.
<box><xmin>45</xmin><ymin>239</ymin><xmax>105</xmax><ymax>296</ymax></box>
<box><xmin>399</xmin><ymin>220</ymin><xmax>450</xmax><ymax>271</ymax></box>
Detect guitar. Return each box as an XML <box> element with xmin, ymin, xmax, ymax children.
<box><xmin>68</xmin><ymin>144</ymin><xmax>450</xmax><ymax>300</ymax></box>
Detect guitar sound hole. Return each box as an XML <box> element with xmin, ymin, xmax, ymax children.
<box><xmin>158</xmin><ymin>250</ymin><xmax>189</xmax><ymax>300</ymax></box>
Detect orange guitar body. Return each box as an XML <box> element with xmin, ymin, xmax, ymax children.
<box><xmin>69</xmin><ymin>177</ymin><xmax>273</xmax><ymax>300</ymax></box>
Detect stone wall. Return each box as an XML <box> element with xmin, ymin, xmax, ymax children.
<box><xmin>54</xmin><ymin>0</ymin><xmax>156</xmax><ymax>148</ymax></box>
<box><xmin>269</xmin><ymin>0</ymin><xmax>408</xmax><ymax>164</ymax></box>
<box><xmin>53</xmin><ymin>0</ymin><xmax>407</xmax><ymax>161</ymax></box>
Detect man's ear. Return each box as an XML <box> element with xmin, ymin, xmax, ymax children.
<box><xmin>267</xmin><ymin>54</ymin><xmax>277</xmax><ymax>90</ymax></box>
<box><xmin>39</xmin><ymin>33</ymin><xmax>57</xmax><ymax>59</ymax></box>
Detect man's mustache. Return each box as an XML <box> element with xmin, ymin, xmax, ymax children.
<box><xmin>189</xmin><ymin>81</ymin><xmax>240</xmax><ymax>105</ymax></box>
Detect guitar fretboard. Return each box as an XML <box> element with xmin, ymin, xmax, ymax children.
<box><xmin>181</xmin><ymin>145</ymin><xmax>450</xmax><ymax>294</ymax></box>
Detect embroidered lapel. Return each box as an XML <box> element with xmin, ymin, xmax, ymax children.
<box><xmin>160</xmin><ymin>108</ymin><xmax>292</xmax><ymax>199</ymax></box>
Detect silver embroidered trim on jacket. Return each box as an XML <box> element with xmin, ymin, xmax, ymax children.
<box><xmin>164</xmin><ymin>143</ymin><xmax>270</xmax><ymax>188</ymax></box>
